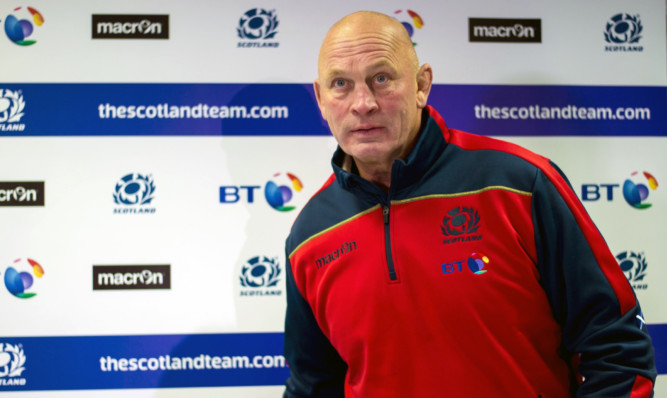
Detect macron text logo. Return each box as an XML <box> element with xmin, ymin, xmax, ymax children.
<box><xmin>92</xmin><ymin>15</ymin><xmax>169</xmax><ymax>39</ymax></box>
<box><xmin>316</xmin><ymin>241</ymin><xmax>357</xmax><ymax>269</ymax></box>
<box><xmin>469</xmin><ymin>18</ymin><xmax>541</xmax><ymax>43</ymax></box>
<box><xmin>93</xmin><ymin>265</ymin><xmax>171</xmax><ymax>290</ymax></box>
<box><xmin>0</xmin><ymin>182</ymin><xmax>44</xmax><ymax>206</ymax></box>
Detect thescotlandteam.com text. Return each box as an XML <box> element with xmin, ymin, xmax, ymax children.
<box><xmin>474</xmin><ymin>104</ymin><xmax>650</xmax><ymax>121</ymax></box>
<box><xmin>98</xmin><ymin>103</ymin><xmax>289</xmax><ymax>120</ymax></box>
<box><xmin>100</xmin><ymin>354</ymin><xmax>286</xmax><ymax>372</ymax></box>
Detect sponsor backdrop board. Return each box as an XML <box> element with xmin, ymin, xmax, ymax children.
<box><xmin>0</xmin><ymin>0</ymin><xmax>665</xmax><ymax>396</ymax></box>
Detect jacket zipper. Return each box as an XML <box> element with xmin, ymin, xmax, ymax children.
<box><xmin>383</xmin><ymin>205</ymin><xmax>398</xmax><ymax>281</ymax></box>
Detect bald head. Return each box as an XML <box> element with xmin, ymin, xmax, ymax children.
<box><xmin>318</xmin><ymin>11</ymin><xmax>419</xmax><ymax>77</ymax></box>
<box><xmin>312</xmin><ymin>11</ymin><xmax>433</xmax><ymax>190</ymax></box>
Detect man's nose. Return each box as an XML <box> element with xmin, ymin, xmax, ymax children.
<box><xmin>351</xmin><ymin>84</ymin><xmax>379</xmax><ymax>115</ymax></box>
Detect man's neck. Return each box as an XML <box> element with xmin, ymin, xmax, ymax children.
<box><xmin>355</xmin><ymin>159</ymin><xmax>392</xmax><ymax>193</ymax></box>
<box><xmin>346</xmin><ymin>109</ymin><xmax>427</xmax><ymax>193</ymax></box>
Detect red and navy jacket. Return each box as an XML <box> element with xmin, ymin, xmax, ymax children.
<box><xmin>283</xmin><ymin>106</ymin><xmax>656</xmax><ymax>397</ymax></box>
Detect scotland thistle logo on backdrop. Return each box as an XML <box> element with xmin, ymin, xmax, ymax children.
<box><xmin>0</xmin><ymin>342</ymin><xmax>26</xmax><ymax>379</ymax></box>
<box><xmin>113</xmin><ymin>173</ymin><xmax>156</xmax><ymax>214</ymax></box>
<box><xmin>236</xmin><ymin>8</ymin><xmax>279</xmax><ymax>48</ymax></box>
<box><xmin>239</xmin><ymin>256</ymin><xmax>282</xmax><ymax>297</ymax></box>
<box><xmin>0</xmin><ymin>89</ymin><xmax>25</xmax><ymax>123</ymax></box>
<box><xmin>616</xmin><ymin>251</ymin><xmax>648</xmax><ymax>290</ymax></box>
<box><xmin>605</xmin><ymin>13</ymin><xmax>642</xmax><ymax>44</ymax></box>
<box><xmin>0</xmin><ymin>89</ymin><xmax>26</xmax><ymax>132</ymax></box>
<box><xmin>604</xmin><ymin>13</ymin><xmax>643</xmax><ymax>52</ymax></box>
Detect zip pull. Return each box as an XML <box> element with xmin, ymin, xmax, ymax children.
<box><xmin>382</xmin><ymin>205</ymin><xmax>390</xmax><ymax>224</ymax></box>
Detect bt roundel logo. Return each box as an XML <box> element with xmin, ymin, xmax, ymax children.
<box><xmin>265</xmin><ymin>172</ymin><xmax>303</xmax><ymax>212</ymax></box>
<box><xmin>468</xmin><ymin>252</ymin><xmax>489</xmax><ymax>275</ymax></box>
<box><xmin>442</xmin><ymin>252</ymin><xmax>490</xmax><ymax>276</ymax></box>
<box><xmin>3</xmin><ymin>6</ymin><xmax>44</xmax><ymax>46</ymax></box>
<box><xmin>393</xmin><ymin>9</ymin><xmax>423</xmax><ymax>46</ymax></box>
<box><xmin>3</xmin><ymin>258</ymin><xmax>44</xmax><ymax>298</ymax></box>
<box><xmin>623</xmin><ymin>171</ymin><xmax>658</xmax><ymax>209</ymax></box>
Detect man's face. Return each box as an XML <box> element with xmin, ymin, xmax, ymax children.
<box><xmin>314</xmin><ymin>24</ymin><xmax>428</xmax><ymax>168</ymax></box>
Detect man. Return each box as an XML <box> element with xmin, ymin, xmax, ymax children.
<box><xmin>283</xmin><ymin>11</ymin><xmax>656</xmax><ymax>397</ymax></box>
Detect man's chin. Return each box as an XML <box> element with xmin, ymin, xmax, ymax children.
<box><xmin>346</xmin><ymin>145</ymin><xmax>395</xmax><ymax>166</ymax></box>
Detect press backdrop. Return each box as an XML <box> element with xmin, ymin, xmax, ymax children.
<box><xmin>1</xmin><ymin>0</ymin><xmax>666</xmax><ymax>396</ymax></box>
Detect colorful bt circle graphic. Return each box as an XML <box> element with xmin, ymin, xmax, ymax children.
<box><xmin>393</xmin><ymin>9</ymin><xmax>424</xmax><ymax>46</ymax></box>
<box><xmin>264</xmin><ymin>172</ymin><xmax>303</xmax><ymax>212</ymax></box>
<box><xmin>3</xmin><ymin>6</ymin><xmax>44</xmax><ymax>46</ymax></box>
<box><xmin>468</xmin><ymin>252</ymin><xmax>490</xmax><ymax>275</ymax></box>
<box><xmin>623</xmin><ymin>171</ymin><xmax>658</xmax><ymax>209</ymax></box>
<box><xmin>4</xmin><ymin>258</ymin><xmax>44</xmax><ymax>298</ymax></box>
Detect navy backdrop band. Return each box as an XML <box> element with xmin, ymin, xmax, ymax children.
<box><xmin>2</xmin><ymin>84</ymin><xmax>665</xmax><ymax>136</ymax></box>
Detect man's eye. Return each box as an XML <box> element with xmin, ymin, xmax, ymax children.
<box><xmin>334</xmin><ymin>79</ymin><xmax>346</xmax><ymax>87</ymax></box>
<box><xmin>375</xmin><ymin>75</ymin><xmax>388</xmax><ymax>84</ymax></box>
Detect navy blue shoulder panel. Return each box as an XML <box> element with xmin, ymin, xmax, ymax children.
<box><xmin>393</xmin><ymin>141</ymin><xmax>541</xmax><ymax>201</ymax></box>
<box><xmin>287</xmin><ymin>178</ymin><xmax>377</xmax><ymax>255</ymax></box>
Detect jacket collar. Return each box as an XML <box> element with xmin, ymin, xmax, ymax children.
<box><xmin>331</xmin><ymin>106</ymin><xmax>449</xmax><ymax>201</ymax></box>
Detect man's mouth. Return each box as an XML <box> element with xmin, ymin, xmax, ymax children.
<box><xmin>352</xmin><ymin>125</ymin><xmax>382</xmax><ymax>133</ymax></box>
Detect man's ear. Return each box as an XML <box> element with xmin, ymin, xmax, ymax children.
<box><xmin>415</xmin><ymin>63</ymin><xmax>433</xmax><ymax>109</ymax></box>
<box><xmin>313</xmin><ymin>78</ymin><xmax>327</xmax><ymax>120</ymax></box>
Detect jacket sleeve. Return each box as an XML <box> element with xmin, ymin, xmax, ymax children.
<box><xmin>283</xmin><ymin>250</ymin><xmax>347</xmax><ymax>398</ymax></box>
<box><xmin>531</xmin><ymin>162</ymin><xmax>657</xmax><ymax>397</ymax></box>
